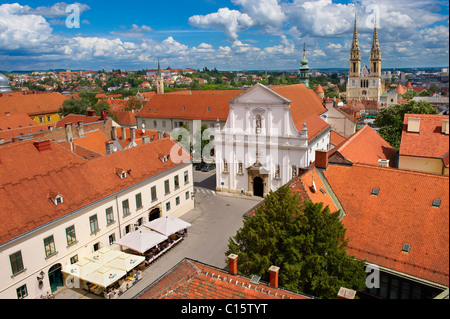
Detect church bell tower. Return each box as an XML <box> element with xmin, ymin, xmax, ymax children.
<box><xmin>370</xmin><ymin>19</ymin><xmax>381</xmax><ymax>78</ymax></box>
<box><xmin>349</xmin><ymin>15</ymin><xmax>361</xmax><ymax>77</ymax></box>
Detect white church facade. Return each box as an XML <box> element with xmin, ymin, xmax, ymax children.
<box><xmin>214</xmin><ymin>83</ymin><xmax>331</xmax><ymax>197</ymax></box>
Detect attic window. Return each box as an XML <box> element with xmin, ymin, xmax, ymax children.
<box><xmin>115</xmin><ymin>168</ymin><xmax>127</xmax><ymax>179</ymax></box>
<box><xmin>432</xmin><ymin>199</ymin><xmax>441</xmax><ymax>208</ymax></box>
<box><xmin>182</xmin><ymin>106</ymin><xmax>186</xmax><ymax>110</ymax></box>
<box><xmin>402</xmin><ymin>244</ymin><xmax>411</xmax><ymax>253</ymax></box>
<box><xmin>50</xmin><ymin>192</ymin><xmax>63</xmax><ymax>206</ymax></box>
<box><xmin>371</xmin><ymin>188</ymin><xmax>380</xmax><ymax>196</ymax></box>
<box><xmin>207</xmin><ymin>107</ymin><xmax>210</xmax><ymax>111</ymax></box>
<box><xmin>155</xmin><ymin>109</ymin><xmax>158</xmax><ymax>113</ymax></box>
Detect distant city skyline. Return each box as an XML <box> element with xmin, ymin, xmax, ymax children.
<box><xmin>0</xmin><ymin>1</ymin><xmax>448</xmax><ymax>71</ymax></box>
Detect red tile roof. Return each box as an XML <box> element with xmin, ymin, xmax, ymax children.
<box><xmin>330</xmin><ymin>130</ymin><xmax>347</xmax><ymax>147</ymax></box>
<box><xmin>400</xmin><ymin>114</ymin><xmax>449</xmax><ymax>160</ymax></box>
<box><xmin>329</xmin><ymin>125</ymin><xmax>397</xmax><ymax>167</ymax></box>
<box><xmin>135</xmin><ymin>258</ymin><xmax>311</xmax><ymax>299</ymax></box>
<box><xmin>0</xmin><ymin>137</ymin><xmax>190</xmax><ymax>244</ymax></box>
<box><xmin>55</xmin><ymin>114</ymin><xmax>103</xmax><ymax>128</ymax></box>
<box><xmin>0</xmin><ymin>92</ymin><xmax>69</xmax><ymax>116</ymax></box>
<box><xmin>324</xmin><ymin>164</ymin><xmax>449</xmax><ymax>286</ymax></box>
<box><xmin>0</xmin><ymin>113</ymin><xmax>36</xmax><ymax>130</ymax></box>
<box><xmin>271</xmin><ymin>84</ymin><xmax>329</xmax><ymax>142</ymax></box>
<box><xmin>315</xmin><ymin>84</ymin><xmax>324</xmax><ymax>93</ymax></box>
<box><xmin>137</xmin><ymin>90</ymin><xmax>244</xmax><ymax>122</ymax></box>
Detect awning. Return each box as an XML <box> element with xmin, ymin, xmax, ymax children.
<box><xmin>115</xmin><ymin>228</ymin><xmax>168</xmax><ymax>254</ymax></box>
<box><xmin>143</xmin><ymin>215</ymin><xmax>191</xmax><ymax>236</ymax></box>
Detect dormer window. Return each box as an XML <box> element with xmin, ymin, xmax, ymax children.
<box><xmin>371</xmin><ymin>188</ymin><xmax>380</xmax><ymax>196</ymax></box>
<box><xmin>158</xmin><ymin>154</ymin><xmax>169</xmax><ymax>163</ymax></box>
<box><xmin>115</xmin><ymin>168</ymin><xmax>127</xmax><ymax>179</ymax></box>
<box><xmin>50</xmin><ymin>192</ymin><xmax>63</xmax><ymax>206</ymax></box>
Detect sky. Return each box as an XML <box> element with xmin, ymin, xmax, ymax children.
<box><xmin>0</xmin><ymin>0</ymin><xmax>448</xmax><ymax>71</ymax></box>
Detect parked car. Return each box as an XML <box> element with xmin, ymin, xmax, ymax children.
<box><xmin>194</xmin><ymin>163</ymin><xmax>203</xmax><ymax>171</ymax></box>
<box><xmin>201</xmin><ymin>164</ymin><xmax>215</xmax><ymax>172</ymax></box>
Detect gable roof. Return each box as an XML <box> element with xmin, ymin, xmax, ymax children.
<box><xmin>134</xmin><ymin>258</ymin><xmax>311</xmax><ymax>299</ymax></box>
<box><xmin>400</xmin><ymin>114</ymin><xmax>449</xmax><ymax>160</ymax></box>
<box><xmin>137</xmin><ymin>90</ymin><xmax>243</xmax><ymax>122</ymax></box>
<box><xmin>324</xmin><ymin>164</ymin><xmax>449</xmax><ymax>287</ymax></box>
<box><xmin>0</xmin><ymin>137</ymin><xmax>189</xmax><ymax>245</ymax></box>
<box><xmin>329</xmin><ymin>125</ymin><xmax>397</xmax><ymax>167</ymax></box>
<box><xmin>270</xmin><ymin>84</ymin><xmax>330</xmax><ymax>142</ymax></box>
<box><xmin>0</xmin><ymin>92</ymin><xmax>68</xmax><ymax>116</ymax></box>
<box><xmin>0</xmin><ymin>113</ymin><xmax>36</xmax><ymax>131</ymax></box>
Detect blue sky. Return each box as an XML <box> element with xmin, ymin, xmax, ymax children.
<box><xmin>0</xmin><ymin>0</ymin><xmax>448</xmax><ymax>71</ymax></box>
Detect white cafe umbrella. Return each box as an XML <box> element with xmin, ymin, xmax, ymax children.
<box><xmin>82</xmin><ymin>266</ymin><xmax>126</xmax><ymax>288</ymax></box>
<box><xmin>143</xmin><ymin>215</ymin><xmax>191</xmax><ymax>236</ymax></box>
<box><xmin>105</xmin><ymin>253</ymin><xmax>145</xmax><ymax>272</ymax></box>
<box><xmin>63</xmin><ymin>259</ymin><xmax>102</xmax><ymax>278</ymax></box>
<box><xmin>84</xmin><ymin>247</ymin><xmax>122</xmax><ymax>264</ymax></box>
<box><xmin>115</xmin><ymin>229</ymin><xmax>168</xmax><ymax>254</ymax></box>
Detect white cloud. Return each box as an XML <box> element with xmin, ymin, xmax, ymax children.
<box><xmin>188</xmin><ymin>7</ymin><xmax>254</xmax><ymax>41</ymax></box>
<box><xmin>110</xmin><ymin>24</ymin><xmax>153</xmax><ymax>37</ymax></box>
<box><xmin>17</xmin><ymin>2</ymin><xmax>91</xmax><ymax>18</ymax></box>
<box><xmin>231</xmin><ymin>0</ymin><xmax>286</xmax><ymax>32</ymax></box>
<box><xmin>0</xmin><ymin>3</ymin><xmax>55</xmax><ymax>50</ymax></box>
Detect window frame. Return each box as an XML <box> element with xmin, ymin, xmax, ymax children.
<box><xmin>65</xmin><ymin>225</ymin><xmax>77</xmax><ymax>247</ymax></box>
<box><xmin>106</xmin><ymin>206</ymin><xmax>114</xmax><ymax>225</ymax></box>
<box><xmin>122</xmin><ymin>199</ymin><xmax>130</xmax><ymax>217</ymax></box>
<box><xmin>9</xmin><ymin>251</ymin><xmax>24</xmax><ymax>276</ymax></box>
<box><xmin>43</xmin><ymin>235</ymin><xmax>56</xmax><ymax>258</ymax></box>
<box><xmin>89</xmin><ymin>214</ymin><xmax>99</xmax><ymax>234</ymax></box>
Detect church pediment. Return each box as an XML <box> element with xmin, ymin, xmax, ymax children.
<box><xmin>230</xmin><ymin>83</ymin><xmax>291</xmax><ymax>105</ymax></box>
<box><xmin>247</xmin><ymin>162</ymin><xmax>270</xmax><ymax>175</ymax></box>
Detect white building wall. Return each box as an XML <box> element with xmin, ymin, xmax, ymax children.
<box><xmin>0</xmin><ymin>162</ymin><xmax>194</xmax><ymax>299</ymax></box>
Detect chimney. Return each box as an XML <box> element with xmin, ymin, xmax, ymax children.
<box><xmin>228</xmin><ymin>254</ymin><xmax>238</xmax><ymax>275</ymax></box>
<box><xmin>378</xmin><ymin>159</ymin><xmax>389</xmax><ymax>168</ymax></box>
<box><xmin>315</xmin><ymin>149</ymin><xmax>328</xmax><ymax>169</ymax></box>
<box><xmin>111</xmin><ymin>126</ymin><xmax>117</xmax><ymax>140</ymax></box>
<box><xmin>130</xmin><ymin>127</ymin><xmax>136</xmax><ymax>143</ymax></box>
<box><xmin>121</xmin><ymin>127</ymin><xmax>127</xmax><ymax>142</ymax></box>
<box><xmin>442</xmin><ymin>119</ymin><xmax>449</xmax><ymax>135</ymax></box>
<box><xmin>87</xmin><ymin>109</ymin><xmax>95</xmax><ymax>117</ymax></box>
<box><xmin>0</xmin><ymin>138</ymin><xmax>5</xmax><ymax>145</ymax></box>
<box><xmin>142</xmin><ymin>135</ymin><xmax>150</xmax><ymax>144</ymax></box>
<box><xmin>268</xmin><ymin>265</ymin><xmax>280</xmax><ymax>288</ymax></box>
<box><xmin>105</xmin><ymin>140</ymin><xmax>115</xmax><ymax>155</ymax></box>
<box><xmin>407</xmin><ymin>117</ymin><xmax>421</xmax><ymax>133</ymax></box>
<box><xmin>78</xmin><ymin>121</ymin><xmax>84</xmax><ymax>137</ymax></box>
<box><xmin>34</xmin><ymin>140</ymin><xmax>52</xmax><ymax>153</ymax></box>
<box><xmin>65</xmin><ymin>123</ymin><xmax>73</xmax><ymax>142</ymax></box>
<box><xmin>337</xmin><ymin>287</ymin><xmax>356</xmax><ymax>299</ymax></box>
<box><xmin>4</xmin><ymin>112</ymin><xmax>10</xmax><ymax>116</ymax></box>
<box><xmin>100</xmin><ymin>109</ymin><xmax>108</xmax><ymax>121</ymax></box>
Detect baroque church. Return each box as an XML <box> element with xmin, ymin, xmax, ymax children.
<box><xmin>214</xmin><ymin>49</ymin><xmax>331</xmax><ymax>197</ymax></box>
<box><xmin>346</xmin><ymin>16</ymin><xmax>383</xmax><ymax>102</ymax></box>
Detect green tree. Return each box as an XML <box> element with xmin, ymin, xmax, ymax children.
<box><xmin>226</xmin><ymin>186</ymin><xmax>366</xmax><ymax>299</ymax></box>
<box><xmin>59</xmin><ymin>98</ymin><xmax>91</xmax><ymax>116</ymax></box>
<box><xmin>375</xmin><ymin>100</ymin><xmax>438</xmax><ymax>150</ymax></box>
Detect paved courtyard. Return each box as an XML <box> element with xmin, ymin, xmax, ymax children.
<box><xmin>55</xmin><ymin>168</ymin><xmax>262</xmax><ymax>299</ymax></box>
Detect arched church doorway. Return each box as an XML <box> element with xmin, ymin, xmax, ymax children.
<box><xmin>253</xmin><ymin>177</ymin><xmax>264</xmax><ymax>197</ymax></box>
<box><xmin>48</xmin><ymin>263</ymin><xmax>63</xmax><ymax>293</ymax></box>
<box><xmin>148</xmin><ymin>207</ymin><xmax>161</xmax><ymax>222</ymax></box>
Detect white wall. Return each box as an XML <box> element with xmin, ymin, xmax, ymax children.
<box><xmin>0</xmin><ymin>162</ymin><xmax>194</xmax><ymax>299</ymax></box>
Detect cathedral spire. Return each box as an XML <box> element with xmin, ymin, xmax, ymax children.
<box><xmin>349</xmin><ymin>14</ymin><xmax>361</xmax><ymax>77</ymax></box>
<box><xmin>351</xmin><ymin>14</ymin><xmax>360</xmax><ymax>54</ymax></box>
<box><xmin>370</xmin><ymin>16</ymin><xmax>381</xmax><ymax>77</ymax></box>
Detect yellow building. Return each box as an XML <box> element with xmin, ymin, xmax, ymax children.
<box><xmin>0</xmin><ymin>91</ymin><xmax>68</xmax><ymax>125</ymax></box>
<box><xmin>346</xmin><ymin>16</ymin><xmax>383</xmax><ymax>102</ymax></box>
